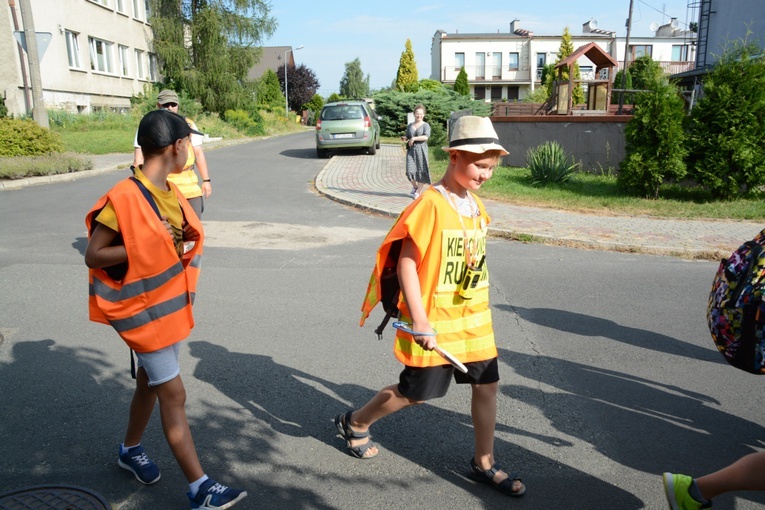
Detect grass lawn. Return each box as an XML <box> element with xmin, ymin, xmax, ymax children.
<box><xmin>414</xmin><ymin>148</ymin><xmax>765</xmax><ymax>222</ymax></box>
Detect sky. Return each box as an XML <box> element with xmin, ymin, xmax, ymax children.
<box><xmin>262</xmin><ymin>0</ymin><xmax>695</xmax><ymax>96</ymax></box>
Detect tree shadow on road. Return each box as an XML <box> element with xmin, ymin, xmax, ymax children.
<box><xmin>0</xmin><ymin>338</ymin><xmax>342</xmax><ymax>509</ymax></box>
<box><xmin>501</xmin><ymin>305</ymin><xmax>722</xmax><ymax>364</ymax></box>
<box><xmin>189</xmin><ymin>340</ymin><xmax>644</xmax><ymax>509</ymax></box>
<box><xmin>497</xmin><ymin>345</ymin><xmax>765</xmax><ymax>509</ymax></box>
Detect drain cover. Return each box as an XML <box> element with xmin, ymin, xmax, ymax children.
<box><xmin>0</xmin><ymin>485</ymin><xmax>111</xmax><ymax>510</ymax></box>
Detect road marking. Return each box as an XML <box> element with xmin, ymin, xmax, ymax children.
<box><xmin>202</xmin><ymin>221</ymin><xmax>387</xmax><ymax>250</ymax></box>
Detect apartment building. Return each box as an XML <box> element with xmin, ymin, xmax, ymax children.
<box><xmin>430</xmin><ymin>19</ymin><xmax>696</xmax><ymax>102</ymax></box>
<box><xmin>1</xmin><ymin>0</ymin><xmax>156</xmax><ymax>116</ymax></box>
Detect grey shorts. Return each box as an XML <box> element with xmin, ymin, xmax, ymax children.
<box><xmin>135</xmin><ymin>343</ymin><xmax>181</xmax><ymax>386</ymax></box>
<box><xmin>187</xmin><ymin>196</ymin><xmax>204</xmax><ymax>218</ymax></box>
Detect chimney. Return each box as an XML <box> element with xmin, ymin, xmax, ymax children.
<box><xmin>510</xmin><ymin>19</ymin><xmax>520</xmax><ymax>33</ymax></box>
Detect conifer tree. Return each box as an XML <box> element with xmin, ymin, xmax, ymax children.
<box><xmin>395</xmin><ymin>39</ymin><xmax>419</xmax><ymax>92</ymax></box>
<box><xmin>453</xmin><ymin>67</ymin><xmax>470</xmax><ymax>96</ymax></box>
<box><xmin>555</xmin><ymin>27</ymin><xmax>585</xmax><ymax>105</ymax></box>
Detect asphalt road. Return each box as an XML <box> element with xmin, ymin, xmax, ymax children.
<box><xmin>1</xmin><ymin>131</ymin><xmax>764</xmax><ymax>510</ymax></box>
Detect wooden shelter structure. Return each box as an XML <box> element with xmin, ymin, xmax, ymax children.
<box><xmin>553</xmin><ymin>42</ymin><xmax>618</xmax><ymax>115</ymax></box>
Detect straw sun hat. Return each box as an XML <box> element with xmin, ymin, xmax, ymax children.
<box><xmin>442</xmin><ymin>116</ymin><xmax>508</xmax><ymax>156</ymax></box>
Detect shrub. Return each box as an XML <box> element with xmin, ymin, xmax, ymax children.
<box><xmin>371</xmin><ymin>88</ymin><xmax>491</xmax><ymax>140</ymax></box>
<box><xmin>686</xmin><ymin>40</ymin><xmax>765</xmax><ymax>198</ymax></box>
<box><xmin>526</xmin><ymin>141</ymin><xmax>579</xmax><ymax>185</ymax></box>
<box><xmin>0</xmin><ymin>97</ymin><xmax>7</xmax><ymax>118</ymax></box>
<box><xmin>0</xmin><ymin>152</ymin><xmax>92</xmax><ymax>179</ymax></box>
<box><xmin>618</xmin><ymin>75</ymin><xmax>687</xmax><ymax>198</ymax></box>
<box><xmin>0</xmin><ymin>118</ymin><xmax>64</xmax><ymax>156</ymax></box>
<box><xmin>223</xmin><ymin>109</ymin><xmax>265</xmax><ymax>136</ymax></box>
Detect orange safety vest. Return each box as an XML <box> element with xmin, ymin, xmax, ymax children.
<box><xmin>86</xmin><ymin>178</ymin><xmax>204</xmax><ymax>353</ymax></box>
<box><xmin>360</xmin><ymin>188</ymin><xmax>497</xmax><ymax>367</ymax></box>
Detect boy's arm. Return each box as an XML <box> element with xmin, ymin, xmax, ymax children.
<box><xmin>85</xmin><ymin>223</ymin><xmax>127</xmax><ymax>269</ymax></box>
<box><xmin>398</xmin><ymin>237</ymin><xmax>437</xmax><ymax>350</ymax></box>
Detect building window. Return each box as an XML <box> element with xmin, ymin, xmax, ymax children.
<box><xmin>474</xmin><ymin>86</ymin><xmax>486</xmax><ymax>100</ymax></box>
<box><xmin>132</xmin><ymin>0</ymin><xmax>141</xmax><ymax>19</ymax></box>
<box><xmin>630</xmin><ymin>45</ymin><xmax>652</xmax><ymax>60</ymax></box>
<box><xmin>144</xmin><ymin>0</ymin><xmax>151</xmax><ymax>18</ymax></box>
<box><xmin>148</xmin><ymin>53</ymin><xmax>158</xmax><ymax>81</ymax></box>
<box><xmin>118</xmin><ymin>45</ymin><xmax>129</xmax><ymax>76</ymax></box>
<box><xmin>508</xmin><ymin>52</ymin><xmax>519</xmax><ymax>71</ymax></box>
<box><xmin>135</xmin><ymin>49</ymin><xmax>145</xmax><ymax>79</ymax></box>
<box><xmin>88</xmin><ymin>0</ymin><xmax>110</xmax><ymax>7</ymax></box>
<box><xmin>116</xmin><ymin>0</ymin><xmax>126</xmax><ymax>13</ymax></box>
<box><xmin>89</xmin><ymin>37</ymin><xmax>114</xmax><ymax>73</ymax></box>
<box><xmin>536</xmin><ymin>52</ymin><xmax>546</xmax><ymax>68</ymax></box>
<box><xmin>65</xmin><ymin>30</ymin><xmax>81</xmax><ymax>69</ymax></box>
<box><xmin>491</xmin><ymin>85</ymin><xmax>502</xmax><ymax>101</ymax></box>
<box><xmin>475</xmin><ymin>52</ymin><xmax>485</xmax><ymax>79</ymax></box>
<box><xmin>491</xmin><ymin>52</ymin><xmax>502</xmax><ymax>78</ymax></box>
<box><xmin>672</xmin><ymin>44</ymin><xmax>690</xmax><ymax>61</ymax></box>
<box><xmin>454</xmin><ymin>52</ymin><xmax>464</xmax><ymax>71</ymax></box>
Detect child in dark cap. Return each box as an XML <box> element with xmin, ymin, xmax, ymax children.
<box><xmin>85</xmin><ymin>109</ymin><xmax>246</xmax><ymax>509</ymax></box>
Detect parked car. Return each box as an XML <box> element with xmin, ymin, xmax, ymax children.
<box><xmin>315</xmin><ymin>101</ymin><xmax>381</xmax><ymax>158</ymax></box>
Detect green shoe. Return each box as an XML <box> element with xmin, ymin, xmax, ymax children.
<box><xmin>662</xmin><ymin>473</ymin><xmax>712</xmax><ymax>510</ymax></box>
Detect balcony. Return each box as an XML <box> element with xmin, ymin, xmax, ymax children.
<box><xmin>441</xmin><ymin>65</ymin><xmax>532</xmax><ymax>84</ymax></box>
<box><xmin>617</xmin><ymin>60</ymin><xmax>696</xmax><ymax>75</ymax></box>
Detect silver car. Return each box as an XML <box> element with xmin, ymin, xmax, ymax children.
<box><xmin>315</xmin><ymin>101</ymin><xmax>381</xmax><ymax>158</ymax></box>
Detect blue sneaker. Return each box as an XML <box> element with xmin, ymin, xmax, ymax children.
<box><xmin>188</xmin><ymin>478</ymin><xmax>247</xmax><ymax>510</ymax></box>
<box><xmin>118</xmin><ymin>444</ymin><xmax>161</xmax><ymax>485</ymax></box>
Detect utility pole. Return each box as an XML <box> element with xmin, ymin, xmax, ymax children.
<box><xmin>8</xmin><ymin>0</ymin><xmax>32</xmax><ymax>113</ymax></box>
<box><xmin>18</xmin><ymin>0</ymin><xmax>48</xmax><ymax>127</ymax></box>
<box><xmin>618</xmin><ymin>0</ymin><xmax>634</xmax><ymax>115</ymax></box>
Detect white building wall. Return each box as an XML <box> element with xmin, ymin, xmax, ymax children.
<box><xmin>2</xmin><ymin>0</ymin><xmax>155</xmax><ymax>116</ymax></box>
<box><xmin>431</xmin><ymin>23</ymin><xmax>696</xmax><ymax>102</ymax></box>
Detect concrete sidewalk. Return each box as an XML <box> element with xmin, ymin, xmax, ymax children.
<box><xmin>315</xmin><ymin>144</ymin><xmax>763</xmax><ymax>258</ymax></box>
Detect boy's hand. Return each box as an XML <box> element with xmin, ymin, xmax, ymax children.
<box><xmin>182</xmin><ymin>220</ymin><xmax>200</xmax><ymax>241</ymax></box>
<box><xmin>412</xmin><ymin>320</ymin><xmax>437</xmax><ymax>350</ymax></box>
<box><xmin>160</xmin><ymin>216</ymin><xmax>173</xmax><ymax>237</ymax></box>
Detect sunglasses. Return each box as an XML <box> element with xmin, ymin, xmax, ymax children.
<box><xmin>161</xmin><ymin>102</ymin><xmax>178</xmax><ymax>108</ymax></box>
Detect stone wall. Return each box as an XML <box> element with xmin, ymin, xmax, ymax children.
<box><xmin>491</xmin><ymin>115</ymin><xmax>631</xmax><ymax>172</ymax></box>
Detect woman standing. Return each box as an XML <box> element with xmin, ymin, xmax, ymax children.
<box><xmin>403</xmin><ymin>105</ymin><xmax>431</xmax><ymax>199</ymax></box>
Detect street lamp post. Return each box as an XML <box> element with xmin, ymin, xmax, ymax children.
<box><xmin>284</xmin><ymin>45</ymin><xmax>304</xmax><ymax>117</ymax></box>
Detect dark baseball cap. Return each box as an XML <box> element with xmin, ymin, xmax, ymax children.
<box><xmin>137</xmin><ymin>109</ymin><xmax>203</xmax><ymax>150</ymax></box>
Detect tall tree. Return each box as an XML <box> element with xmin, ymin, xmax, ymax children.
<box><xmin>339</xmin><ymin>58</ymin><xmax>370</xmax><ymax>99</ymax></box>
<box><xmin>150</xmin><ymin>0</ymin><xmax>277</xmax><ymax>114</ymax></box>
<box><xmin>453</xmin><ymin>67</ymin><xmax>469</xmax><ymax>96</ymax></box>
<box><xmin>255</xmin><ymin>69</ymin><xmax>285</xmax><ymax>108</ymax></box>
<box><xmin>277</xmin><ymin>64</ymin><xmax>320</xmax><ymax>113</ymax></box>
<box><xmin>687</xmin><ymin>40</ymin><xmax>765</xmax><ymax>198</ymax></box>
<box><xmin>554</xmin><ymin>27</ymin><xmax>585</xmax><ymax>105</ymax></box>
<box><xmin>395</xmin><ymin>39</ymin><xmax>419</xmax><ymax>92</ymax></box>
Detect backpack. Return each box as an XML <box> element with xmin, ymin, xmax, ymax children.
<box><xmin>707</xmin><ymin>229</ymin><xmax>765</xmax><ymax>374</ymax></box>
<box><xmin>373</xmin><ymin>240</ymin><xmax>402</xmax><ymax>339</ymax></box>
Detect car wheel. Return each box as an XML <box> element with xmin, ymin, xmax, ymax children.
<box><xmin>375</xmin><ymin>137</ymin><xmax>381</xmax><ymax>150</ymax></box>
<box><xmin>367</xmin><ymin>144</ymin><xmax>377</xmax><ymax>155</ymax></box>
<box><xmin>317</xmin><ymin>148</ymin><xmax>328</xmax><ymax>158</ymax></box>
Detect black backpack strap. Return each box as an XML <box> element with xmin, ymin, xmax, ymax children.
<box><xmin>130</xmin><ymin>176</ymin><xmax>162</xmax><ymax>220</ymax></box>
<box><xmin>374</xmin><ymin>310</ymin><xmax>396</xmax><ymax>341</ymax></box>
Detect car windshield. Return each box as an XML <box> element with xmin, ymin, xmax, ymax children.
<box><xmin>322</xmin><ymin>106</ymin><xmax>364</xmax><ymax>121</ymax></box>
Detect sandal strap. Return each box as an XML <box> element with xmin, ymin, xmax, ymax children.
<box><xmin>337</xmin><ymin>411</ymin><xmax>370</xmax><ymax>440</ymax></box>
<box><xmin>348</xmin><ymin>439</ymin><xmax>377</xmax><ymax>459</ymax></box>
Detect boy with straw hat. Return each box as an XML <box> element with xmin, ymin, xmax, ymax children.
<box><xmin>336</xmin><ymin>116</ymin><xmax>526</xmax><ymax>497</ymax></box>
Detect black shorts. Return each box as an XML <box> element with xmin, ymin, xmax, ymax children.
<box><xmin>397</xmin><ymin>357</ymin><xmax>499</xmax><ymax>401</ymax></box>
